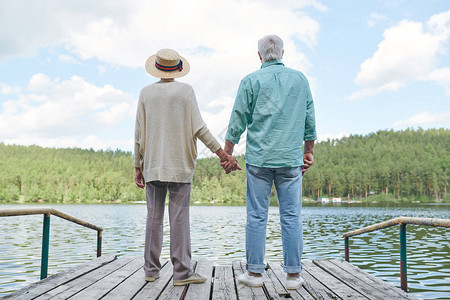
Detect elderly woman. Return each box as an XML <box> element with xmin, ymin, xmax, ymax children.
<box><xmin>134</xmin><ymin>48</ymin><xmax>239</xmax><ymax>286</ymax></box>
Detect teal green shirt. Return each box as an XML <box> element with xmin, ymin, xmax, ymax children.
<box><xmin>225</xmin><ymin>60</ymin><xmax>316</xmax><ymax>167</ymax></box>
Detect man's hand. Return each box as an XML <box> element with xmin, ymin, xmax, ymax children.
<box><xmin>135</xmin><ymin>168</ymin><xmax>145</xmax><ymax>189</ymax></box>
<box><xmin>224</xmin><ymin>140</ymin><xmax>234</xmax><ymax>155</ymax></box>
<box><xmin>302</xmin><ymin>140</ymin><xmax>315</xmax><ymax>175</ymax></box>
<box><xmin>302</xmin><ymin>152</ymin><xmax>314</xmax><ymax>175</ymax></box>
<box><xmin>220</xmin><ymin>155</ymin><xmax>241</xmax><ymax>174</ymax></box>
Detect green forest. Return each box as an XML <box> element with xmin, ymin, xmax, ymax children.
<box><xmin>0</xmin><ymin>128</ymin><xmax>448</xmax><ymax>204</ymax></box>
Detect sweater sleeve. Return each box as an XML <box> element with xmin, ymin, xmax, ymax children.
<box><xmin>134</xmin><ymin>91</ymin><xmax>146</xmax><ymax>168</ymax></box>
<box><xmin>190</xmin><ymin>88</ymin><xmax>221</xmax><ymax>153</ymax></box>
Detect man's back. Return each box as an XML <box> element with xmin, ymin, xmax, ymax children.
<box><xmin>226</xmin><ymin>60</ymin><xmax>316</xmax><ymax>168</ymax></box>
<box><xmin>226</xmin><ymin>35</ymin><xmax>315</xmax><ymax>289</ymax></box>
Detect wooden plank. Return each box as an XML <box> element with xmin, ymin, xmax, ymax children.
<box><xmin>69</xmin><ymin>256</ymin><xmax>144</xmax><ymax>299</ymax></box>
<box><xmin>184</xmin><ymin>260</ymin><xmax>214</xmax><ymax>300</ymax></box>
<box><xmin>211</xmin><ymin>266</ymin><xmax>237</xmax><ymax>300</ymax></box>
<box><xmin>262</xmin><ymin>263</ymin><xmax>289</xmax><ymax>300</ymax></box>
<box><xmin>232</xmin><ymin>261</ymin><xmax>267</xmax><ymax>300</ymax></box>
<box><xmin>303</xmin><ymin>261</ymin><xmax>367</xmax><ymax>299</ymax></box>
<box><xmin>269</xmin><ymin>261</ymin><xmax>314</xmax><ymax>300</ymax></box>
<box><xmin>314</xmin><ymin>260</ymin><xmax>401</xmax><ymax>300</ymax></box>
<box><xmin>35</xmin><ymin>256</ymin><xmax>136</xmax><ymax>299</ymax></box>
<box><xmin>102</xmin><ymin>268</ymin><xmax>145</xmax><ymax>300</ymax></box>
<box><xmin>329</xmin><ymin>260</ymin><xmax>414</xmax><ymax>299</ymax></box>
<box><xmin>289</xmin><ymin>288</ymin><xmax>313</xmax><ymax>300</ymax></box>
<box><xmin>2</xmin><ymin>255</ymin><xmax>117</xmax><ymax>300</ymax></box>
<box><xmin>133</xmin><ymin>260</ymin><xmax>174</xmax><ymax>300</ymax></box>
<box><xmin>156</xmin><ymin>261</ymin><xmax>198</xmax><ymax>300</ymax></box>
<box><xmin>5</xmin><ymin>257</ymin><xmax>416</xmax><ymax>300</ymax></box>
<box><xmin>295</xmin><ymin>263</ymin><xmax>339</xmax><ymax>300</ymax></box>
<box><xmin>103</xmin><ymin>260</ymin><xmax>168</xmax><ymax>300</ymax></box>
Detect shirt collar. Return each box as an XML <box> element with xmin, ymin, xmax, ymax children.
<box><xmin>261</xmin><ymin>60</ymin><xmax>284</xmax><ymax>69</ymax></box>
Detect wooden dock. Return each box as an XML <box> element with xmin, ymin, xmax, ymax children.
<box><xmin>3</xmin><ymin>255</ymin><xmax>416</xmax><ymax>300</ymax></box>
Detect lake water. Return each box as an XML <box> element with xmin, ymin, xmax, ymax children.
<box><xmin>0</xmin><ymin>203</ymin><xmax>449</xmax><ymax>299</ymax></box>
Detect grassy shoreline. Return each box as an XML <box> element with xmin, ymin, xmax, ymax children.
<box><xmin>1</xmin><ymin>194</ymin><xmax>447</xmax><ymax>205</ymax></box>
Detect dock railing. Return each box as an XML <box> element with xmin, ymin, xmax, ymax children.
<box><xmin>0</xmin><ymin>207</ymin><xmax>103</xmax><ymax>280</ymax></box>
<box><xmin>343</xmin><ymin>216</ymin><xmax>450</xmax><ymax>293</ymax></box>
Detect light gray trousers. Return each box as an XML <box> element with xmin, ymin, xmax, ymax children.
<box><xmin>143</xmin><ymin>181</ymin><xmax>194</xmax><ymax>280</ymax></box>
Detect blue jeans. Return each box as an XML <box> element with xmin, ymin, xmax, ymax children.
<box><xmin>245</xmin><ymin>164</ymin><xmax>303</xmax><ymax>274</ymax></box>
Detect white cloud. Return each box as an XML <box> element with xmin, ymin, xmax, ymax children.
<box><xmin>197</xmin><ymin>95</ymin><xmax>251</xmax><ymax>157</ymax></box>
<box><xmin>317</xmin><ymin>132</ymin><xmax>349</xmax><ymax>142</ymax></box>
<box><xmin>94</xmin><ymin>102</ymin><xmax>133</xmax><ymax>127</ymax></box>
<box><xmin>351</xmin><ymin>10</ymin><xmax>450</xmax><ymax>100</ymax></box>
<box><xmin>254</xmin><ymin>0</ymin><xmax>327</xmax><ymax>11</ymax></box>
<box><xmin>0</xmin><ymin>1</ymin><xmax>323</xmax><ymax>63</ymax></box>
<box><xmin>202</xmin><ymin>97</ymin><xmax>234</xmax><ymax>137</ymax></box>
<box><xmin>0</xmin><ymin>74</ymin><xmax>136</xmax><ymax>148</ymax></box>
<box><xmin>2</xmin><ymin>135</ymin><xmax>133</xmax><ymax>151</ymax></box>
<box><xmin>377</xmin><ymin>0</ymin><xmax>406</xmax><ymax>5</ymax></box>
<box><xmin>79</xmin><ymin>135</ymin><xmax>134</xmax><ymax>151</ymax></box>
<box><xmin>0</xmin><ymin>83</ymin><xmax>21</xmax><ymax>95</ymax></box>
<box><xmin>427</xmin><ymin>67</ymin><xmax>450</xmax><ymax>94</ymax></box>
<box><xmin>65</xmin><ymin>1</ymin><xmax>321</xmax><ymax>66</ymax></box>
<box><xmin>367</xmin><ymin>13</ymin><xmax>388</xmax><ymax>27</ymax></box>
<box><xmin>0</xmin><ymin>1</ymin><xmax>135</xmax><ymax>60</ymax></box>
<box><xmin>97</xmin><ymin>65</ymin><xmax>107</xmax><ymax>74</ymax></box>
<box><xmin>26</xmin><ymin>73</ymin><xmax>57</xmax><ymax>93</ymax></box>
<box><xmin>394</xmin><ymin>110</ymin><xmax>450</xmax><ymax>127</ymax></box>
<box><xmin>0</xmin><ymin>0</ymin><xmax>322</xmax><ymax>108</ymax></box>
<box><xmin>57</xmin><ymin>54</ymin><xmax>80</xmax><ymax>64</ymax></box>
<box><xmin>207</xmin><ymin>96</ymin><xmax>234</xmax><ymax>109</ymax></box>
<box><xmin>0</xmin><ymin>0</ymin><xmax>325</xmax><ymax>151</ymax></box>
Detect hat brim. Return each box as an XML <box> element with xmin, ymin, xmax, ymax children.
<box><xmin>145</xmin><ymin>54</ymin><xmax>190</xmax><ymax>78</ymax></box>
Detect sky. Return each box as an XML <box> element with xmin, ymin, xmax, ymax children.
<box><xmin>0</xmin><ymin>0</ymin><xmax>449</xmax><ymax>156</ymax></box>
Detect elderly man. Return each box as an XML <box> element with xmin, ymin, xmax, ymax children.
<box><xmin>134</xmin><ymin>48</ymin><xmax>239</xmax><ymax>286</ymax></box>
<box><xmin>223</xmin><ymin>35</ymin><xmax>316</xmax><ymax>289</ymax></box>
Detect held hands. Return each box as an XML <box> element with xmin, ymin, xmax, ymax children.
<box><xmin>302</xmin><ymin>152</ymin><xmax>314</xmax><ymax>175</ymax></box>
<box><xmin>216</xmin><ymin>148</ymin><xmax>241</xmax><ymax>174</ymax></box>
<box><xmin>220</xmin><ymin>154</ymin><xmax>241</xmax><ymax>174</ymax></box>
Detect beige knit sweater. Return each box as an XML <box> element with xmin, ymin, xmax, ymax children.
<box><xmin>134</xmin><ymin>79</ymin><xmax>221</xmax><ymax>183</ymax></box>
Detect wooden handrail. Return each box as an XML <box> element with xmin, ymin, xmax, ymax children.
<box><xmin>0</xmin><ymin>207</ymin><xmax>103</xmax><ymax>279</ymax></box>
<box><xmin>343</xmin><ymin>216</ymin><xmax>450</xmax><ymax>238</ymax></box>
<box><xmin>342</xmin><ymin>216</ymin><xmax>450</xmax><ymax>293</ymax></box>
<box><xmin>0</xmin><ymin>207</ymin><xmax>103</xmax><ymax>232</ymax></box>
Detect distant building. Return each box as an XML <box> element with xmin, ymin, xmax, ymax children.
<box><xmin>319</xmin><ymin>197</ymin><xmax>330</xmax><ymax>203</ymax></box>
<box><xmin>332</xmin><ymin>197</ymin><xmax>342</xmax><ymax>203</ymax></box>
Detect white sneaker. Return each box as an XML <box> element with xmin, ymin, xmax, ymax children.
<box><xmin>286</xmin><ymin>276</ymin><xmax>304</xmax><ymax>290</ymax></box>
<box><xmin>237</xmin><ymin>271</ymin><xmax>263</xmax><ymax>287</ymax></box>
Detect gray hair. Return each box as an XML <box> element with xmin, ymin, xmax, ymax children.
<box><xmin>258</xmin><ymin>35</ymin><xmax>284</xmax><ymax>63</ymax></box>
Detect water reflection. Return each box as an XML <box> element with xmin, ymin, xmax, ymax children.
<box><xmin>0</xmin><ymin>204</ymin><xmax>449</xmax><ymax>299</ymax></box>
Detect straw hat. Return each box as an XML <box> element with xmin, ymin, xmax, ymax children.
<box><xmin>145</xmin><ymin>49</ymin><xmax>190</xmax><ymax>78</ymax></box>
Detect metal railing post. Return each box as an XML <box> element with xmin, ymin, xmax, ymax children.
<box><xmin>344</xmin><ymin>236</ymin><xmax>349</xmax><ymax>262</ymax></box>
<box><xmin>97</xmin><ymin>230</ymin><xmax>102</xmax><ymax>257</ymax></box>
<box><xmin>40</xmin><ymin>213</ymin><xmax>50</xmax><ymax>279</ymax></box>
<box><xmin>400</xmin><ymin>223</ymin><xmax>407</xmax><ymax>292</ymax></box>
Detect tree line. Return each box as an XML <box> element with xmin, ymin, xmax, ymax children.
<box><xmin>0</xmin><ymin>128</ymin><xmax>448</xmax><ymax>204</ymax></box>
